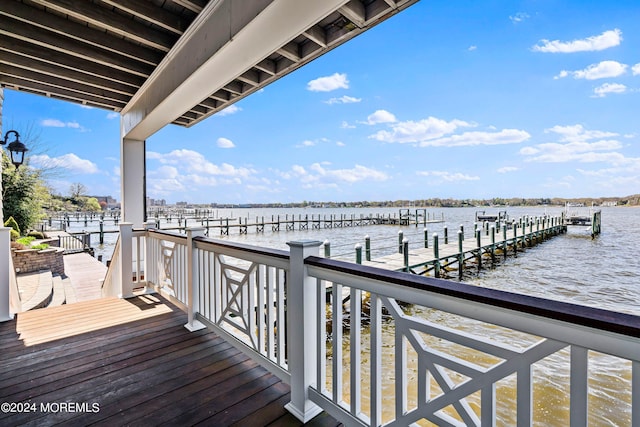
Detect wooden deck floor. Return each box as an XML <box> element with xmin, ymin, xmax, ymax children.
<box><xmin>0</xmin><ymin>295</ymin><xmax>341</xmax><ymax>426</ymax></box>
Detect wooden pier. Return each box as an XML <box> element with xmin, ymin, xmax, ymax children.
<box><xmin>354</xmin><ymin>215</ymin><xmax>567</xmax><ymax>279</ymax></box>
<box><xmin>40</xmin><ymin>210</ymin><xmax>446</xmax><ymax>240</ymax></box>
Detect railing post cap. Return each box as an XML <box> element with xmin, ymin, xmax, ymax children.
<box><xmin>287</xmin><ymin>240</ymin><xmax>323</xmax><ymax>248</ymax></box>
<box><xmin>402</xmin><ymin>238</ymin><xmax>408</xmax><ymax>243</ymax></box>
<box><xmin>355</xmin><ymin>243</ymin><xmax>362</xmax><ymax>249</ymax></box>
<box><xmin>432</xmin><ymin>233</ymin><xmax>438</xmax><ymax>237</ymax></box>
<box><xmin>365</xmin><ymin>234</ymin><xmax>369</xmax><ymax>239</ymax></box>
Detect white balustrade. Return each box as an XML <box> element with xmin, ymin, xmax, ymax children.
<box><xmin>104</xmin><ymin>228</ymin><xmax>640</xmax><ymax>426</ymax></box>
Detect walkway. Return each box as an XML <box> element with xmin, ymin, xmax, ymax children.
<box><xmin>0</xmin><ymin>295</ymin><xmax>340</xmax><ymax>426</ymax></box>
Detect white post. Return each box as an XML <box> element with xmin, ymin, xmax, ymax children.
<box><xmin>121</xmin><ymin>136</ymin><xmax>146</xmax><ymax>228</ymax></box>
<box><xmin>118</xmin><ymin>222</ymin><xmax>134</xmax><ymax>298</ymax></box>
<box><xmin>142</xmin><ymin>220</ymin><xmax>157</xmax><ymax>294</ymax></box>
<box><xmin>0</xmin><ymin>227</ymin><xmax>12</xmax><ymax>321</ymax></box>
<box><xmin>285</xmin><ymin>240</ymin><xmax>323</xmax><ymax>422</ymax></box>
<box><xmin>185</xmin><ymin>227</ymin><xmax>206</xmax><ymax>332</ymax></box>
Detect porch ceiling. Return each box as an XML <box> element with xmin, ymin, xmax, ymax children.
<box><xmin>0</xmin><ymin>0</ymin><xmax>419</xmax><ymax>135</ymax></box>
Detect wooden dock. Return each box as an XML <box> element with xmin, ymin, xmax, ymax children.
<box><xmin>0</xmin><ymin>295</ymin><xmax>340</xmax><ymax>426</ymax></box>
<box><xmin>361</xmin><ymin>215</ymin><xmax>567</xmax><ymax>279</ymax></box>
<box><xmin>40</xmin><ymin>210</ymin><xmax>446</xmax><ymax>240</ymax></box>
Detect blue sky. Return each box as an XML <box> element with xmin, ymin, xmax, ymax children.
<box><xmin>3</xmin><ymin>1</ymin><xmax>640</xmax><ymax>204</ymax></box>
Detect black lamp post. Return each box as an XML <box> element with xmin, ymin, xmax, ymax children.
<box><xmin>1</xmin><ymin>130</ymin><xmax>28</xmax><ymax>168</ymax></box>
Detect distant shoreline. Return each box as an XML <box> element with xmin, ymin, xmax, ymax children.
<box><xmin>157</xmin><ymin>195</ymin><xmax>640</xmax><ymax>209</ymax></box>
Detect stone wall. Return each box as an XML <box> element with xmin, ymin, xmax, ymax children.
<box><xmin>12</xmin><ymin>247</ymin><xmax>65</xmax><ymax>276</ymax></box>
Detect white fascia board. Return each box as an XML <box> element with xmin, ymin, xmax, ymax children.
<box><xmin>122</xmin><ymin>0</ymin><xmax>350</xmax><ymax>141</ymax></box>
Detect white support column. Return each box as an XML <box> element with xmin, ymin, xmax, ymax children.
<box><xmin>185</xmin><ymin>227</ymin><xmax>206</xmax><ymax>332</ymax></box>
<box><xmin>120</xmin><ymin>136</ymin><xmax>145</xmax><ymax>228</ymax></box>
<box><xmin>118</xmin><ymin>222</ymin><xmax>134</xmax><ymax>298</ymax></box>
<box><xmin>286</xmin><ymin>240</ymin><xmax>323</xmax><ymax>423</ymax></box>
<box><xmin>0</xmin><ymin>227</ymin><xmax>12</xmax><ymax>322</ymax></box>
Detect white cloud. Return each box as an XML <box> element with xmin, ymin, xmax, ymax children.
<box><xmin>41</xmin><ymin>119</ymin><xmax>66</xmax><ymax>127</ymax></box>
<box><xmin>509</xmin><ymin>12</ymin><xmax>530</xmax><ymax>23</ymax></box>
<box><xmin>418</xmin><ymin>129</ymin><xmax>531</xmax><ymax>147</ymax></box>
<box><xmin>147</xmin><ymin>149</ymin><xmax>254</xmax><ymax>178</ymax></box>
<box><xmin>324</xmin><ymin>95</ymin><xmax>362</xmax><ymax>105</ymax></box>
<box><xmin>307</xmin><ymin>73</ymin><xmax>349</xmax><ymax>92</ymax></box>
<box><xmin>545</xmin><ymin>124</ymin><xmax>618</xmax><ymax>142</ymax></box>
<box><xmin>364</xmin><ymin>110</ymin><xmax>397</xmax><ymax>125</ymax></box>
<box><xmin>632</xmin><ymin>63</ymin><xmax>640</xmax><ymax>75</ymax></box>
<box><xmin>336</xmin><ymin>141</ymin><xmax>345</xmax><ymax>147</ymax></box>
<box><xmin>520</xmin><ymin>125</ymin><xmax>630</xmax><ymax>164</ymax></box>
<box><xmin>106</xmin><ymin>112</ymin><xmax>119</xmax><ymax>120</ymax></box>
<box><xmin>468</xmin><ymin>45</ymin><xmax>477</xmax><ymax>51</ymax></box>
<box><xmin>30</xmin><ymin>153</ymin><xmax>99</xmax><ymax>174</ymax></box>
<box><xmin>556</xmin><ymin>61</ymin><xmax>627</xmax><ymax>80</ymax></box>
<box><xmin>532</xmin><ymin>29</ymin><xmax>622</xmax><ymax>53</ymax></box>
<box><xmin>217</xmin><ymin>137</ymin><xmax>235</xmax><ymax>148</ymax></box>
<box><xmin>340</xmin><ymin>121</ymin><xmax>356</xmax><ymax>129</ymax></box>
<box><xmin>369</xmin><ymin>116</ymin><xmax>472</xmax><ymax>143</ymax></box>
<box><xmin>497</xmin><ymin>166</ymin><xmax>519</xmax><ymax>173</ymax></box>
<box><xmin>592</xmin><ymin>83</ymin><xmax>627</xmax><ymax>98</ymax></box>
<box><xmin>417</xmin><ymin>171</ymin><xmax>480</xmax><ymax>182</ymax></box>
<box><xmin>40</xmin><ymin>118</ymin><xmax>87</xmax><ymax>131</ymax></box>
<box><xmin>218</xmin><ymin>105</ymin><xmax>242</xmax><ymax>116</ymax></box>
<box><xmin>283</xmin><ymin>163</ymin><xmax>388</xmax><ymax>187</ymax></box>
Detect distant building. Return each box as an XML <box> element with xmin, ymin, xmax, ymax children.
<box><xmin>602</xmin><ymin>201</ymin><xmax>617</xmax><ymax>207</ymax></box>
<box><xmin>146</xmin><ymin>197</ymin><xmax>167</xmax><ymax>207</ymax></box>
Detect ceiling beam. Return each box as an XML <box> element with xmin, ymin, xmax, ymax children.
<box><xmin>0</xmin><ymin>51</ymin><xmax>137</xmax><ymax>96</ymax></box>
<box><xmin>0</xmin><ymin>16</ymin><xmax>153</xmax><ymax>78</ymax></box>
<box><xmin>100</xmin><ymin>0</ymin><xmax>187</xmax><ymax>35</ymax></box>
<box><xmin>254</xmin><ymin>59</ymin><xmax>277</xmax><ymax>76</ymax></box>
<box><xmin>303</xmin><ymin>25</ymin><xmax>327</xmax><ymax>48</ymax></box>
<box><xmin>122</xmin><ymin>0</ymin><xmax>354</xmax><ymax>140</ymax></box>
<box><xmin>236</xmin><ymin>70</ymin><xmax>261</xmax><ymax>86</ymax></box>
<box><xmin>276</xmin><ymin>42</ymin><xmax>301</xmax><ymax>62</ymax></box>
<box><xmin>0</xmin><ymin>36</ymin><xmax>146</xmax><ymax>88</ymax></box>
<box><xmin>0</xmin><ymin>75</ymin><xmax>125</xmax><ymax>110</ymax></box>
<box><xmin>29</xmin><ymin>0</ymin><xmax>177</xmax><ymax>52</ymax></box>
<box><xmin>0</xmin><ymin>1</ymin><xmax>162</xmax><ymax>66</ymax></box>
<box><xmin>172</xmin><ymin>0</ymin><xmax>205</xmax><ymax>14</ymax></box>
<box><xmin>0</xmin><ymin>64</ymin><xmax>130</xmax><ymax>104</ymax></box>
<box><xmin>338</xmin><ymin>0</ymin><xmax>366</xmax><ymax>28</ymax></box>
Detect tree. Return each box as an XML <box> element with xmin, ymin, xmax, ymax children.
<box><xmin>84</xmin><ymin>197</ymin><xmax>102</xmax><ymax>212</ymax></box>
<box><xmin>69</xmin><ymin>182</ymin><xmax>88</xmax><ymax>200</ymax></box>
<box><xmin>2</xmin><ymin>151</ymin><xmax>46</xmax><ymax>233</ymax></box>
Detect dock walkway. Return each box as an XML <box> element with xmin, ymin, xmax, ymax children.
<box><xmin>0</xmin><ymin>295</ymin><xmax>340</xmax><ymax>426</ymax></box>
<box><xmin>362</xmin><ymin>215</ymin><xmax>566</xmax><ymax>278</ymax></box>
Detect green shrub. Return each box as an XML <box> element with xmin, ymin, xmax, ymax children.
<box><xmin>27</xmin><ymin>231</ymin><xmax>45</xmax><ymax>239</ymax></box>
<box><xmin>31</xmin><ymin>243</ymin><xmax>49</xmax><ymax>250</ymax></box>
<box><xmin>10</xmin><ymin>229</ymin><xmax>19</xmax><ymax>241</ymax></box>
<box><xmin>4</xmin><ymin>216</ymin><xmax>20</xmax><ymax>235</ymax></box>
<box><xmin>16</xmin><ymin>236</ymin><xmax>35</xmax><ymax>245</ymax></box>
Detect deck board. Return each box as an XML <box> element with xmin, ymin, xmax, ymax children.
<box><xmin>0</xmin><ymin>295</ymin><xmax>341</xmax><ymax>426</ymax></box>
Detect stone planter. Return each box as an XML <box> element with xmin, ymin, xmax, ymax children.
<box><xmin>11</xmin><ymin>247</ymin><xmax>65</xmax><ymax>276</ymax></box>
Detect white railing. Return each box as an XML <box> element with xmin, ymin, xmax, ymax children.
<box><xmin>112</xmin><ymin>228</ymin><xmax>640</xmax><ymax>425</ymax></box>
<box><xmin>145</xmin><ymin>229</ymin><xmax>189</xmax><ymax>302</ymax></box>
<box><xmin>193</xmin><ymin>237</ymin><xmax>291</xmax><ymax>378</ymax></box>
<box><xmin>102</xmin><ymin>223</ymin><xmax>149</xmax><ymax>298</ymax></box>
<box><xmin>305</xmin><ymin>256</ymin><xmax>640</xmax><ymax>426</ymax></box>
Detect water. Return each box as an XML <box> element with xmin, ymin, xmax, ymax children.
<box><xmin>63</xmin><ymin>206</ymin><xmax>640</xmax><ymax>424</ymax></box>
